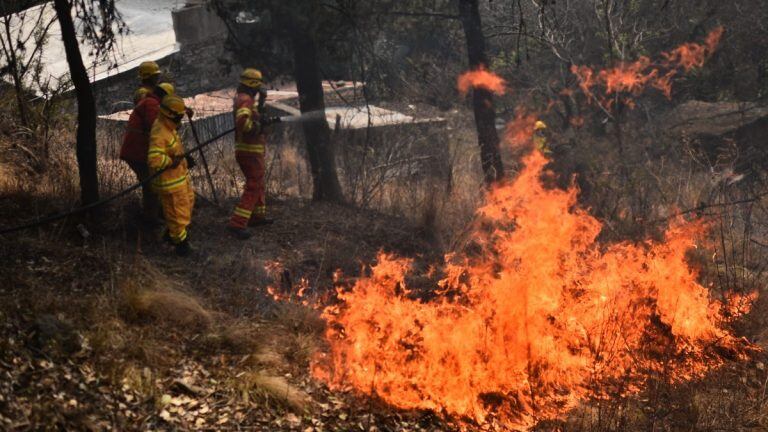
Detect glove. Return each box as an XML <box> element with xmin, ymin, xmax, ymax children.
<box><xmin>185</xmin><ymin>155</ymin><xmax>197</xmax><ymax>169</ymax></box>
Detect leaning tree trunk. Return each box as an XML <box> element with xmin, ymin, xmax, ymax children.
<box><xmin>53</xmin><ymin>0</ymin><xmax>99</xmax><ymax>205</ymax></box>
<box><xmin>458</xmin><ymin>0</ymin><xmax>504</xmax><ymax>186</ymax></box>
<box><xmin>291</xmin><ymin>27</ymin><xmax>344</xmax><ymax>203</ymax></box>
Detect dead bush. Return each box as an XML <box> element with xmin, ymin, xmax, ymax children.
<box><xmin>118</xmin><ymin>261</ymin><xmax>212</xmax><ymax>332</ymax></box>
<box><xmin>122</xmin><ymin>287</ymin><xmax>212</xmax><ymax>332</ymax></box>
<box><xmin>282</xmin><ymin>332</ymin><xmax>318</xmax><ymax>370</ymax></box>
<box><xmin>273</xmin><ymin>302</ymin><xmax>325</xmax><ymax>336</ymax></box>
<box><xmin>197</xmin><ymin>322</ymin><xmax>262</xmax><ymax>355</ymax></box>
<box><xmin>229</xmin><ymin>371</ymin><xmax>309</xmax><ymax>412</ymax></box>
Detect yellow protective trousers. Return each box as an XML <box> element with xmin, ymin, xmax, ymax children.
<box><xmin>159</xmin><ymin>181</ymin><xmax>195</xmax><ymax>244</ymax></box>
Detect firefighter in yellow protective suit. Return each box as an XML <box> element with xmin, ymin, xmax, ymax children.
<box><xmin>148</xmin><ymin>95</ymin><xmax>195</xmax><ymax>256</ymax></box>
<box><xmin>533</xmin><ymin>120</ymin><xmax>551</xmax><ymax>155</ymax></box>
<box><xmin>135</xmin><ymin>61</ymin><xmax>162</xmax><ymax>105</ymax></box>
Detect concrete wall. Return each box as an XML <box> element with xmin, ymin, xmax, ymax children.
<box><xmin>172</xmin><ymin>4</ymin><xmax>228</xmax><ymax>47</ymax></box>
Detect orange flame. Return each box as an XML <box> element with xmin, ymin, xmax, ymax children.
<box><xmin>572</xmin><ymin>27</ymin><xmax>724</xmax><ymax>105</ymax></box>
<box><xmin>264</xmin><ymin>261</ymin><xmax>316</xmax><ymax>306</ymax></box>
<box><xmin>314</xmin><ymin>149</ymin><xmax>754</xmax><ymax>428</ymax></box>
<box><xmin>663</xmin><ymin>26</ymin><xmax>724</xmax><ymax>72</ymax></box>
<box><xmin>310</xmin><ymin>25</ymin><xmax>750</xmax><ymax>429</ymax></box>
<box><xmin>458</xmin><ymin>66</ymin><xmax>507</xmax><ymax>96</ymax></box>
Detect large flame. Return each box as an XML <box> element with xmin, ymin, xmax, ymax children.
<box><xmin>314</xmin><ymin>150</ymin><xmax>752</xmax><ymax>428</ymax></box>
<box><xmin>311</xmin><ymin>25</ymin><xmax>752</xmax><ymax>429</ymax></box>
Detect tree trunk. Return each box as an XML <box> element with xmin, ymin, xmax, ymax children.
<box><xmin>53</xmin><ymin>0</ymin><xmax>99</xmax><ymax>205</ymax></box>
<box><xmin>458</xmin><ymin>0</ymin><xmax>504</xmax><ymax>186</ymax></box>
<box><xmin>291</xmin><ymin>27</ymin><xmax>344</xmax><ymax>203</ymax></box>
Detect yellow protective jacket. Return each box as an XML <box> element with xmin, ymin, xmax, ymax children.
<box><xmin>147</xmin><ymin>115</ymin><xmax>189</xmax><ymax>193</ymax></box>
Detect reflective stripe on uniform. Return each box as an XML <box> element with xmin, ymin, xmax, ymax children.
<box><xmin>173</xmin><ymin>228</ymin><xmax>188</xmax><ymax>243</ymax></box>
<box><xmin>233</xmin><ymin>206</ymin><xmax>252</xmax><ymax>219</ymax></box>
<box><xmin>148</xmin><ymin>148</ymin><xmax>171</xmax><ymax>169</ymax></box>
<box><xmin>254</xmin><ymin>205</ymin><xmax>266</xmax><ymax>215</ymax></box>
<box><xmin>236</xmin><ymin>107</ymin><xmax>255</xmax><ymax>132</ymax></box>
<box><xmin>153</xmin><ymin>175</ymin><xmax>188</xmax><ymax>191</ymax></box>
<box><xmin>235</xmin><ymin>143</ymin><xmax>265</xmax><ymax>153</ymax></box>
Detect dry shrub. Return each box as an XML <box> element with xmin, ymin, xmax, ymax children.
<box><xmin>282</xmin><ymin>333</ymin><xmax>318</xmax><ymax>369</ymax></box>
<box><xmin>198</xmin><ymin>322</ymin><xmax>262</xmax><ymax>355</ymax></box>
<box><xmin>120</xmin><ymin>364</ymin><xmax>161</xmax><ymax>400</ymax></box>
<box><xmin>251</xmin><ymin>347</ymin><xmax>284</xmax><ymax>368</ymax></box>
<box><xmin>88</xmin><ymin>318</ymin><xmax>128</xmax><ymax>355</ymax></box>
<box><xmin>0</xmin><ymin>161</ymin><xmax>22</xmax><ymax>192</ymax></box>
<box><xmin>273</xmin><ymin>302</ymin><xmax>325</xmax><ymax>336</ymax></box>
<box><xmin>123</xmin><ymin>288</ymin><xmax>212</xmax><ymax>332</ymax></box>
<box><xmin>231</xmin><ymin>371</ymin><xmax>309</xmax><ymax>412</ymax></box>
<box><xmin>118</xmin><ymin>261</ymin><xmax>212</xmax><ymax>332</ymax></box>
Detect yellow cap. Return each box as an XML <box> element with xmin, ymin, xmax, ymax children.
<box><xmin>138</xmin><ymin>61</ymin><xmax>161</xmax><ymax>80</ymax></box>
<box><xmin>534</xmin><ymin>120</ymin><xmax>547</xmax><ymax>131</ymax></box>
<box><xmin>160</xmin><ymin>95</ymin><xmax>186</xmax><ymax>118</ymax></box>
<box><xmin>156</xmin><ymin>82</ymin><xmax>175</xmax><ymax>96</ymax></box>
<box><xmin>240</xmin><ymin>68</ymin><xmax>263</xmax><ymax>88</ymax></box>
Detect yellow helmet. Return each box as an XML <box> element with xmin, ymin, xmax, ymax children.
<box><xmin>156</xmin><ymin>82</ymin><xmax>175</xmax><ymax>97</ymax></box>
<box><xmin>138</xmin><ymin>61</ymin><xmax>161</xmax><ymax>80</ymax></box>
<box><xmin>240</xmin><ymin>68</ymin><xmax>263</xmax><ymax>88</ymax></box>
<box><xmin>534</xmin><ymin>120</ymin><xmax>547</xmax><ymax>131</ymax></box>
<box><xmin>160</xmin><ymin>95</ymin><xmax>186</xmax><ymax>119</ymax></box>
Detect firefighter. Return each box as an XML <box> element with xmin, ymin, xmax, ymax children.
<box><xmin>148</xmin><ymin>95</ymin><xmax>195</xmax><ymax>256</ymax></box>
<box><xmin>119</xmin><ymin>82</ymin><xmax>176</xmax><ymax>225</ymax></box>
<box><xmin>227</xmin><ymin>68</ymin><xmax>275</xmax><ymax>240</ymax></box>
<box><xmin>135</xmin><ymin>61</ymin><xmax>162</xmax><ymax>105</ymax></box>
<box><xmin>533</xmin><ymin>120</ymin><xmax>551</xmax><ymax>155</ymax></box>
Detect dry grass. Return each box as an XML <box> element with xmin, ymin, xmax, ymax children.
<box><xmin>272</xmin><ymin>301</ymin><xmax>326</xmax><ymax>336</ymax></box>
<box><xmin>282</xmin><ymin>333</ymin><xmax>318</xmax><ymax>370</ymax></box>
<box><xmin>229</xmin><ymin>371</ymin><xmax>310</xmax><ymax>412</ymax></box>
<box><xmin>123</xmin><ymin>288</ymin><xmax>213</xmax><ymax>331</ymax></box>
<box><xmin>118</xmin><ymin>261</ymin><xmax>212</xmax><ymax>332</ymax></box>
<box><xmin>120</xmin><ymin>363</ymin><xmax>162</xmax><ymax>400</ymax></box>
<box><xmin>197</xmin><ymin>322</ymin><xmax>262</xmax><ymax>354</ymax></box>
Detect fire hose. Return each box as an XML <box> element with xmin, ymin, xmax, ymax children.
<box><xmin>0</xmin><ymin>110</ymin><xmax>326</xmax><ymax>236</ymax></box>
<box><xmin>0</xmin><ymin>126</ymin><xmax>235</xmax><ymax>236</ymax></box>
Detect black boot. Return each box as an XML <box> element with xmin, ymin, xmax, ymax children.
<box><xmin>175</xmin><ymin>239</ymin><xmax>193</xmax><ymax>257</ymax></box>
<box><xmin>227</xmin><ymin>226</ymin><xmax>253</xmax><ymax>240</ymax></box>
<box><xmin>248</xmin><ymin>217</ymin><xmax>274</xmax><ymax>227</ymax></box>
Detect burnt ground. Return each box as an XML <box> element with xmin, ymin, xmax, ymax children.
<box><xmin>0</xmin><ymin>194</ymin><xmax>456</xmax><ymax>431</ymax></box>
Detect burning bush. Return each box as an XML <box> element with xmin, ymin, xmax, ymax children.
<box><xmin>313</xmin><ymin>148</ymin><xmax>756</xmax><ymax>429</ymax></box>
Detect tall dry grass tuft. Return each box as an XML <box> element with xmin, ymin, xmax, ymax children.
<box><xmin>228</xmin><ymin>371</ymin><xmax>309</xmax><ymax>412</ymax></box>
<box><xmin>118</xmin><ymin>261</ymin><xmax>212</xmax><ymax>332</ymax></box>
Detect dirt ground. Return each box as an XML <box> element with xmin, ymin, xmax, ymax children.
<box><xmin>0</xmin><ymin>193</ymin><xmax>457</xmax><ymax>431</ymax></box>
